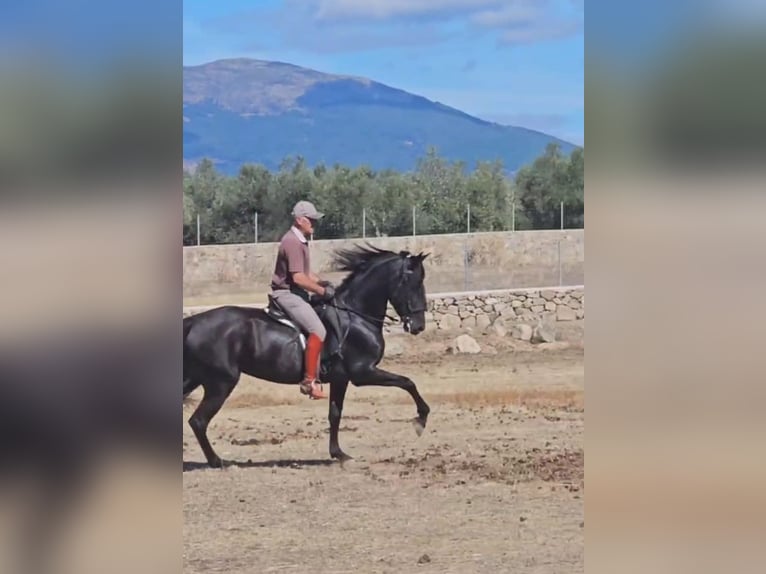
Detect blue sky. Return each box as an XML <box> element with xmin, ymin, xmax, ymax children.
<box><xmin>184</xmin><ymin>0</ymin><xmax>584</xmax><ymax>145</ymax></box>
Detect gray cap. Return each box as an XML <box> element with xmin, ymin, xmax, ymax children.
<box><xmin>292</xmin><ymin>200</ymin><xmax>323</xmax><ymax>220</ymax></box>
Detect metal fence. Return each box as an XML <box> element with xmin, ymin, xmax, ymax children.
<box><xmin>429</xmin><ymin>235</ymin><xmax>584</xmax><ymax>293</ymax></box>
<box><xmin>186</xmin><ymin>201</ymin><xmax>583</xmax><ymax>246</ymax></box>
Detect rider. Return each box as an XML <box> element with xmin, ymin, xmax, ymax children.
<box><xmin>270</xmin><ymin>200</ymin><xmax>335</xmax><ymax>400</ymax></box>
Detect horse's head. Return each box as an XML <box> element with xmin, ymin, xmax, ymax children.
<box><xmin>333</xmin><ymin>244</ymin><xmax>430</xmax><ymax>334</ymax></box>
<box><xmin>389</xmin><ymin>251</ymin><xmax>429</xmax><ymax>335</ymax></box>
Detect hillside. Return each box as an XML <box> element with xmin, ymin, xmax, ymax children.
<box><xmin>183</xmin><ymin>58</ymin><xmax>577</xmax><ymax>174</ymax></box>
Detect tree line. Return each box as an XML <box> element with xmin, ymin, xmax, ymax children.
<box><xmin>183</xmin><ymin>143</ymin><xmax>583</xmax><ymax>245</ymax></box>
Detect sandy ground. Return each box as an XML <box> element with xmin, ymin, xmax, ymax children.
<box><xmin>183</xmin><ymin>329</ymin><xmax>584</xmax><ymax>574</ymax></box>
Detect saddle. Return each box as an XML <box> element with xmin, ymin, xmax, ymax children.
<box><xmin>265</xmin><ymin>294</ymin><xmax>347</xmax><ymax>371</ymax></box>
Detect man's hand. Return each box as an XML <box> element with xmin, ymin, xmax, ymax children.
<box><xmin>320</xmin><ymin>284</ymin><xmax>335</xmax><ymax>301</ymax></box>
<box><xmin>318</xmin><ymin>279</ymin><xmax>336</xmax><ymax>300</ymax></box>
<box><xmin>292</xmin><ymin>273</ymin><xmax>336</xmax><ymax>299</ymax></box>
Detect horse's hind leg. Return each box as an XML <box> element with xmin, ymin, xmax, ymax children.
<box><xmin>183</xmin><ymin>376</ymin><xmax>200</xmax><ymax>399</ymax></box>
<box><xmin>188</xmin><ymin>378</ymin><xmax>237</xmax><ymax>468</ymax></box>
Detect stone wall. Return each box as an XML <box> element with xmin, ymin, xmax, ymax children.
<box><xmin>183</xmin><ymin>229</ymin><xmax>584</xmax><ymax>298</ymax></box>
<box><xmin>184</xmin><ymin>286</ymin><xmax>584</xmax><ymax>341</ymax></box>
<box><xmin>424</xmin><ymin>286</ymin><xmax>583</xmax><ymax>336</ymax></box>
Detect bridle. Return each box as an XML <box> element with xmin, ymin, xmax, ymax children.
<box><xmin>388</xmin><ymin>257</ymin><xmax>427</xmax><ymax>332</ymax></box>
<box><xmin>325</xmin><ymin>256</ymin><xmax>426</xmax><ymax>331</ymax></box>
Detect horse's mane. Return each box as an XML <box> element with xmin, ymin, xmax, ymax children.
<box><xmin>332</xmin><ymin>243</ymin><xmax>410</xmax><ymax>289</ymax></box>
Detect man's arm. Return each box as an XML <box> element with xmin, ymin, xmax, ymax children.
<box><xmin>284</xmin><ymin>242</ymin><xmax>332</xmax><ymax>297</ymax></box>
<box><xmin>291</xmin><ymin>272</ymin><xmax>326</xmax><ymax>296</ymax></box>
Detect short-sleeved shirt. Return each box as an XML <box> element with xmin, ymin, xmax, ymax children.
<box><xmin>271</xmin><ymin>227</ymin><xmax>310</xmax><ymax>290</ymax></box>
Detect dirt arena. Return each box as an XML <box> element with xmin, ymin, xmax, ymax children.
<box><xmin>183</xmin><ymin>326</ymin><xmax>584</xmax><ymax>573</ymax></box>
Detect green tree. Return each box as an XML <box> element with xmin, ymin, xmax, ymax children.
<box><xmin>466</xmin><ymin>159</ymin><xmax>512</xmax><ymax>232</ymax></box>
<box><xmin>514</xmin><ymin>143</ymin><xmax>570</xmax><ymax>229</ymax></box>
<box><xmin>183</xmin><ymin>158</ymin><xmax>224</xmax><ymax>244</ymax></box>
<box><xmin>365</xmin><ymin>169</ymin><xmax>416</xmax><ymax>237</ymax></box>
<box><xmin>413</xmin><ymin>146</ymin><xmax>468</xmax><ymax>234</ymax></box>
<box><xmin>564</xmin><ymin>147</ymin><xmax>584</xmax><ymax>228</ymax></box>
<box><xmin>181</xmin><ymin>144</ymin><xmax>583</xmax><ymax>244</ymax></box>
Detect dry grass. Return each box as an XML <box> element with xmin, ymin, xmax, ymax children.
<box><xmin>181</xmin><ymin>339</ymin><xmax>584</xmax><ymax>415</ymax></box>
<box><xmin>184</xmin><ymin>392</ymin><xmax>303</xmax><ymax>410</ymax></box>
<box><xmin>393</xmin><ymin>387</ymin><xmax>583</xmax><ymax>410</ymax></box>
<box><xmin>185</xmin><ymin>386</ymin><xmax>583</xmax><ymax>412</ymax></box>
<box><xmin>183</xmin><ymin>343</ymin><xmax>584</xmax><ymax>574</ymax></box>
<box><xmin>227</xmin><ymin>393</ymin><xmax>302</xmax><ymax>408</ymax></box>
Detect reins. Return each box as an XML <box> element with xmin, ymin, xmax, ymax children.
<box><xmin>323</xmin><ymin>300</ymin><xmax>400</xmax><ymax>327</ymax></box>
<box><xmin>322</xmin><ymin>252</ymin><xmax>425</xmax><ymax>330</ymax></box>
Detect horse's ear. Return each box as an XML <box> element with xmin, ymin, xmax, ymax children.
<box><xmin>416</xmin><ymin>251</ymin><xmax>429</xmax><ymax>261</ymax></box>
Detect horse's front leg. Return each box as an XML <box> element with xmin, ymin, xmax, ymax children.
<box><xmin>351</xmin><ymin>367</ymin><xmax>430</xmax><ymax>436</ymax></box>
<box><xmin>328</xmin><ymin>378</ymin><xmax>352</xmax><ymax>462</ymax></box>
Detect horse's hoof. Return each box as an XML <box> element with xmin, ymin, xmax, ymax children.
<box><xmin>412</xmin><ymin>417</ymin><xmax>427</xmax><ymax>437</ymax></box>
<box><xmin>331</xmin><ymin>451</ymin><xmax>353</xmax><ymax>464</ymax></box>
<box><xmin>208</xmin><ymin>457</ymin><xmax>225</xmax><ymax>469</ymax></box>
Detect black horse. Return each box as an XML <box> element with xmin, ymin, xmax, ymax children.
<box><xmin>183</xmin><ymin>244</ymin><xmax>431</xmax><ymax>468</ymax></box>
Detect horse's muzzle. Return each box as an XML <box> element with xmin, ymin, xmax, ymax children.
<box><xmin>403</xmin><ymin>316</ymin><xmax>425</xmax><ymax>335</ymax></box>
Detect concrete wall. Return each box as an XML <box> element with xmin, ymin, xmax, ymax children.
<box><xmin>183</xmin><ymin>229</ymin><xmax>584</xmax><ymax>298</ymax></box>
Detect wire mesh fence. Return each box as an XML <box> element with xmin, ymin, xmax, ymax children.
<box><xmin>184</xmin><ymin>201</ymin><xmax>583</xmax><ymax>247</ymax></box>
<box><xmin>422</xmin><ymin>234</ymin><xmax>584</xmax><ymax>293</ymax></box>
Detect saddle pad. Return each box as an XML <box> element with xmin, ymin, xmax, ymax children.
<box><xmin>266</xmin><ymin>310</ymin><xmax>307</xmax><ymax>349</ymax></box>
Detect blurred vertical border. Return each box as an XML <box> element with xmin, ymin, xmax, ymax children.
<box><xmin>587</xmin><ymin>1</ymin><xmax>766</xmax><ymax>573</ymax></box>
<box><xmin>0</xmin><ymin>2</ymin><xmax>181</xmax><ymax>574</ymax></box>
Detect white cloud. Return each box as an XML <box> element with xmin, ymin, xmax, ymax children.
<box><xmin>500</xmin><ymin>19</ymin><xmax>583</xmax><ymax>44</ymax></box>
<box><xmin>200</xmin><ymin>0</ymin><xmax>581</xmax><ymax>56</ymax></box>
<box><xmin>313</xmin><ymin>0</ymin><xmax>582</xmax><ymax>45</ymax></box>
<box><xmin>470</xmin><ymin>1</ymin><xmax>543</xmax><ymax>27</ymax></box>
<box><xmin>470</xmin><ymin>1</ymin><xmax>582</xmax><ymax>44</ymax></box>
<box><xmin>314</xmin><ymin>0</ymin><xmax>502</xmax><ymax>21</ymax></box>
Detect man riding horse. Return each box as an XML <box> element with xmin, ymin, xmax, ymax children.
<box><xmin>270</xmin><ymin>200</ymin><xmax>335</xmax><ymax>400</ymax></box>
<box><xmin>184</xmin><ymin>234</ymin><xmax>430</xmax><ymax>467</ymax></box>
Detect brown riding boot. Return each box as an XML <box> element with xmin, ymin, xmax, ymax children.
<box><xmin>299</xmin><ymin>333</ymin><xmax>327</xmax><ymax>399</ymax></box>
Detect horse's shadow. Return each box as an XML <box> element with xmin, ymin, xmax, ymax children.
<box><xmin>183</xmin><ymin>458</ymin><xmax>338</xmax><ymax>472</ymax></box>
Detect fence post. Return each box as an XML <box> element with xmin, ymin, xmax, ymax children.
<box><xmin>560</xmin><ymin>201</ymin><xmax>564</xmax><ymax>230</ymax></box>
<box><xmin>362</xmin><ymin>208</ymin><xmax>366</xmax><ymax>238</ymax></box>
<box><xmin>512</xmin><ymin>202</ymin><xmax>516</xmax><ymax>232</ymax></box>
<box><xmin>196</xmin><ymin>213</ymin><xmax>200</xmax><ymax>246</ymax></box>
<box><xmin>467</xmin><ymin>203</ymin><xmax>471</xmax><ymax>234</ymax></box>
<box><xmin>558</xmin><ymin>240</ymin><xmax>562</xmax><ymax>286</ymax></box>
<box><xmin>412</xmin><ymin>206</ymin><xmax>416</xmax><ymax>236</ymax></box>
<box><xmin>254</xmin><ymin>211</ymin><xmax>259</xmax><ymax>243</ymax></box>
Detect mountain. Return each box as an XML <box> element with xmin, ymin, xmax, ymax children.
<box><xmin>183</xmin><ymin>58</ymin><xmax>577</xmax><ymax>174</ymax></box>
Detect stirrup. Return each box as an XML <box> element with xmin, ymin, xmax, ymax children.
<box><xmin>299</xmin><ymin>379</ymin><xmax>327</xmax><ymax>400</ymax></box>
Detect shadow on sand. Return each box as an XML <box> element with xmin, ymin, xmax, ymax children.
<box><xmin>183</xmin><ymin>458</ymin><xmax>339</xmax><ymax>472</ymax></box>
